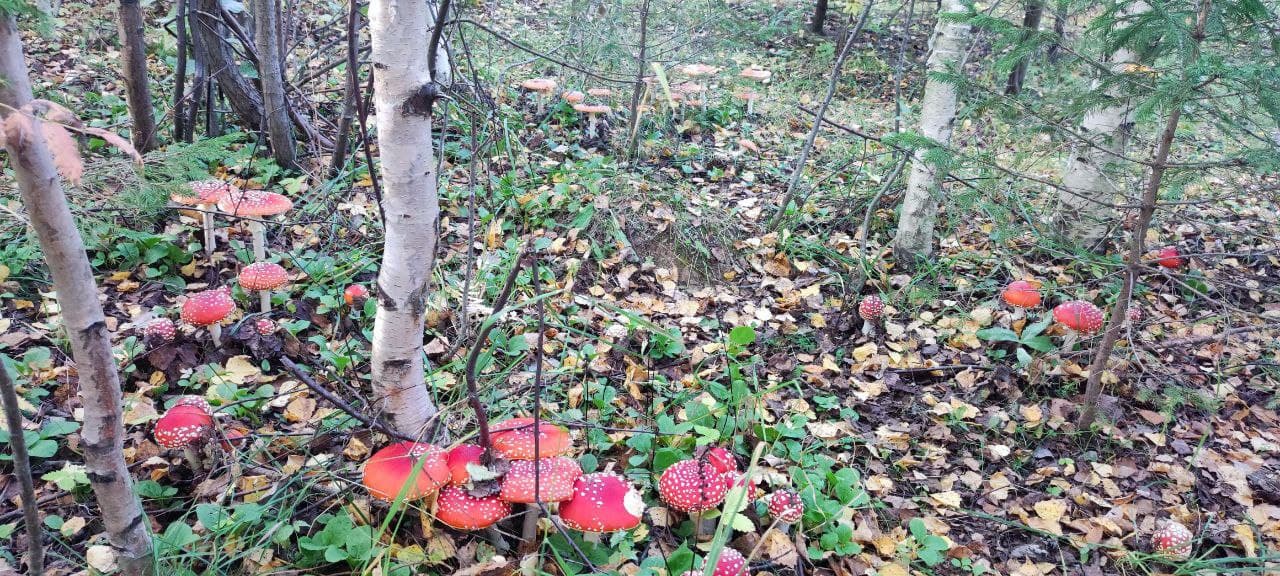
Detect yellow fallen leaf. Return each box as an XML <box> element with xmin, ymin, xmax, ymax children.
<box><xmin>1035</xmin><ymin>499</ymin><xmax>1067</xmax><ymax>523</ymax></box>
<box><xmin>1233</xmin><ymin>523</ymin><xmax>1257</xmax><ymax>557</ymax></box>
<box><xmin>852</xmin><ymin>342</ymin><xmax>878</xmax><ymax>362</ymax></box>
<box><xmin>223</xmin><ymin>355</ymin><xmax>261</xmax><ymax>385</ymax></box>
<box><xmin>931</xmin><ymin>491</ymin><xmax>962</xmax><ymax>508</ymax></box>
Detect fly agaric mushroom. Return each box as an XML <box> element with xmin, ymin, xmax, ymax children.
<box><xmin>446</xmin><ymin>443</ymin><xmax>485</xmax><ymax>485</ymax></box>
<box><xmin>739</xmin><ymin>67</ymin><xmax>772</xmax><ymax>82</ymax></box>
<box><xmin>1152</xmin><ymin>520</ymin><xmax>1193</xmax><ymax>559</ymax></box>
<box><xmin>659</xmin><ymin>458</ymin><xmax>730</xmax><ymax>514</ymax></box>
<box><xmin>1052</xmin><ymin>300</ymin><xmax>1104</xmax><ymax>335</ymax></box>
<box><xmin>572</xmin><ymin>103</ymin><xmax>612</xmax><ymax>139</ymax></box>
<box><xmin>520</xmin><ymin>78</ymin><xmax>557</xmax><ymax>115</ymax></box>
<box><xmin>490</xmin><ymin>417</ymin><xmax>572</xmax><ymax>460</ymax></box>
<box><xmin>1127</xmin><ymin>306</ymin><xmax>1142</xmax><ymax>324</ymax></box>
<box><xmin>707</xmin><ymin>447</ymin><xmax>737</xmax><ymax>477</ymax></box>
<box><xmin>765</xmin><ymin>489</ymin><xmax>804</xmax><ymax>524</ymax></box>
<box><xmin>173</xmin><ymin>179</ymin><xmax>234</xmax><ymax>258</ymax></box>
<box><xmin>173</xmin><ymin>395</ymin><xmax>213</xmax><ymax>414</ymax></box>
<box><xmin>679</xmin><ymin>63</ymin><xmax>719</xmax><ymax>77</ymax></box>
<box><xmin>344</xmin><ymin>284</ymin><xmax>369</xmax><ymax>308</ymax></box>
<box><xmin>362</xmin><ymin>442</ymin><xmax>451</xmax><ymax>502</ymax></box>
<box><xmin>858</xmin><ymin>295</ymin><xmax>885</xmax><ymax>337</ymax></box>
<box><xmin>216</xmin><ymin>189</ymin><xmax>293</xmax><ymax>263</ymax></box>
<box><xmin>562</xmin><ymin>90</ymin><xmax>585</xmax><ymax>104</ymax></box>
<box><xmin>435</xmin><ymin>485</ymin><xmax>511</xmax><ymax>530</ymax></box>
<box><xmin>254</xmin><ymin>318</ymin><xmax>276</xmax><ymax>335</ymax></box>
<box><xmin>501</xmin><ymin>456</ymin><xmax>584</xmax><ymax>543</ymax></box>
<box><xmin>154</xmin><ymin>402</ymin><xmax>213</xmax><ymax>469</ymax></box>
<box><xmin>559</xmin><ymin>472</ymin><xmax>645</xmax><ymax>534</ymax></box>
<box><xmin>239</xmin><ymin>261</ymin><xmax>288</xmax><ymax>313</ymax></box>
<box><xmin>1002</xmin><ymin>280</ymin><xmax>1042</xmax><ymax>320</ymax></box>
<box><xmin>734</xmin><ymin>90</ymin><xmax>761</xmax><ymax>114</ymax></box>
<box><xmin>587</xmin><ymin>88</ymin><xmax>612</xmax><ymax>98</ymax></box>
<box><xmin>1155</xmin><ymin>246</ymin><xmax>1186</xmax><ymax>269</ymax></box>
<box><xmin>681</xmin><ymin>548</ymin><xmax>748</xmax><ymax>576</ymax></box>
<box><xmin>181</xmin><ymin>287</ymin><xmax>235</xmax><ymax>347</ymax></box>
<box><xmin>143</xmin><ymin>317</ymin><xmax>176</xmax><ymax>343</ymax></box>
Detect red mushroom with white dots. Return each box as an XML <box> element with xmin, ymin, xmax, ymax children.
<box><xmin>490</xmin><ymin>417</ymin><xmax>572</xmax><ymax>460</ymax></box>
<box><xmin>1154</xmin><ymin>246</ymin><xmax>1186</xmax><ymax>269</ymax></box>
<box><xmin>680</xmin><ymin>548</ymin><xmax>748</xmax><ymax>576</ymax></box>
<box><xmin>1052</xmin><ymin>300</ymin><xmax>1104</xmax><ymax>335</ymax></box>
<box><xmin>173</xmin><ymin>179</ymin><xmax>234</xmax><ymax>258</ymax></box>
<box><xmin>500</xmin><ymin>456</ymin><xmax>584</xmax><ymax>543</ymax></box>
<box><xmin>217</xmin><ymin>189</ymin><xmax>293</xmax><ymax>262</ymax></box>
<box><xmin>181</xmin><ymin>287</ymin><xmax>235</xmax><ymax>347</ymax></box>
<box><xmin>858</xmin><ymin>295</ymin><xmax>885</xmax><ymax>337</ymax></box>
<box><xmin>154</xmin><ymin>400</ymin><xmax>213</xmax><ymax>469</ymax></box>
<box><xmin>361</xmin><ymin>442</ymin><xmax>451</xmax><ymax>502</ymax></box>
<box><xmin>435</xmin><ymin>485</ymin><xmax>512</xmax><ymax>530</ymax></box>
<box><xmin>143</xmin><ymin>317</ymin><xmax>176</xmax><ymax>343</ymax></box>
<box><xmin>659</xmin><ymin>458</ymin><xmax>730</xmax><ymax>514</ymax></box>
<box><xmin>344</xmin><ymin>284</ymin><xmax>369</xmax><ymax>309</ymax></box>
<box><xmin>1151</xmin><ymin>520</ymin><xmax>1194</xmax><ymax>560</ymax></box>
<box><xmin>239</xmin><ymin>261</ymin><xmax>288</xmax><ymax>313</ymax></box>
<box><xmin>558</xmin><ymin>472</ymin><xmax>645</xmax><ymax>536</ymax></box>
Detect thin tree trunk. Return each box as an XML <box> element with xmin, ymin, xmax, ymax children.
<box><xmin>0</xmin><ymin>365</ymin><xmax>42</xmax><ymax>576</ymax></box>
<box><xmin>118</xmin><ymin>0</ymin><xmax>158</xmax><ymax>151</ymax></box>
<box><xmin>0</xmin><ymin>20</ymin><xmax>154</xmax><ymax>574</ymax></box>
<box><xmin>624</xmin><ymin>0</ymin><xmax>649</xmax><ymax>162</ymax></box>
<box><xmin>192</xmin><ymin>0</ymin><xmax>266</xmax><ymax>129</ymax></box>
<box><xmin>1046</xmin><ymin>1</ymin><xmax>1066</xmax><ymax>62</ymax></box>
<box><xmin>327</xmin><ymin>0</ymin><xmax>360</xmax><ymax>177</ymax></box>
<box><xmin>1004</xmin><ymin>0</ymin><xmax>1043</xmax><ymax>95</ymax></box>
<box><xmin>173</xmin><ymin>0</ymin><xmax>189</xmax><ymax>141</ymax></box>
<box><xmin>1053</xmin><ymin>3</ymin><xmax>1146</xmax><ymax>251</ymax></box>
<box><xmin>811</xmin><ymin>0</ymin><xmax>829</xmax><ymax>35</ymax></box>
<box><xmin>367</xmin><ymin>0</ymin><xmax>446</xmax><ymax>436</ymax></box>
<box><xmin>891</xmin><ymin>0</ymin><xmax>970</xmax><ymax>264</ymax></box>
<box><xmin>252</xmin><ymin>0</ymin><xmax>297</xmax><ymax>169</ymax></box>
<box><xmin>1077</xmin><ymin>0</ymin><xmax>1210</xmax><ymax>429</ymax></box>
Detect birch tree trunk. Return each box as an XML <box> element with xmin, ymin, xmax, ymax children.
<box><xmin>0</xmin><ymin>18</ymin><xmax>154</xmax><ymax>575</ymax></box>
<box><xmin>252</xmin><ymin>0</ymin><xmax>297</xmax><ymax>169</ymax></box>
<box><xmin>118</xmin><ymin>0</ymin><xmax>157</xmax><ymax>151</ymax></box>
<box><xmin>367</xmin><ymin>0</ymin><xmax>447</xmax><ymax>436</ymax></box>
<box><xmin>1052</xmin><ymin>3</ymin><xmax>1147</xmax><ymax>251</ymax></box>
<box><xmin>891</xmin><ymin>0</ymin><xmax>970</xmax><ymax>265</ymax></box>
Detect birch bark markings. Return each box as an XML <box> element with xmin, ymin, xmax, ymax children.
<box><xmin>891</xmin><ymin>0</ymin><xmax>970</xmax><ymax>265</ymax></box>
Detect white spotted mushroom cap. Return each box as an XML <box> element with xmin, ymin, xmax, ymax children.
<box><xmin>172</xmin><ymin>395</ymin><xmax>212</xmax><ymax>415</ymax></box>
<box><xmin>435</xmin><ymin>485</ymin><xmax>511</xmax><ymax>530</ymax></box>
<box><xmin>1152</xmin><ymin>520</ymin><xmax>1194</xmax><ymax>559</ymax></box>
<box><xmin>658</xmin><ymin>458</ymin><xmax>730</xmax><ymax>513</ymax></box>
<box><xmin>181</xmin><ymin>288</ymin><xmax>235</xmax><ymax>327</ymax></box>
<box><xmin>681</xmin><ymin>548</ymin><xmax>747</xmax><ymax>576</ymax></box>
<box><xmin>1052</xmin><ymin>300</ymin><xmax>1105</xmax><ymax>334</ymax></box>
<box><xmin>679</xmin><ymin>63</ymin><xmax>719</xmax><ymax>76</ymax></box>
<box><xmin>216</xmin><ymin>189</ymin><xmax>293</xmax><ymax>217</ymax></box>
<box><xmin>143</xmin><ymin>318</ymin><xmax>176</xmax><ymax>342</ymax></box>
<box><xmin>254</xmin><ymin>318</ymin><xmax>277</xmax><ymax>335</ymax></box>
<box><xmin>239</xmin><ymin>262</ymin><xmax>288</xmax><ymax>291</ymax></box>
<box><xmin>521</xmin><ymin>78</ymin><xmax>557</xmax><ymax>93</ymax></box>
<box><xmin>739</xmin><ymin>67</ymin><xmax>771</xmax><ymax>81</ymax></box>
<box><xmin>154</xmin><ymin>405</ymin><xmax>213</xmax><ymax>449</ymax></box>
<box><xmin>173</xmin><ymin>179</ymin><xmax>234</xmax><ymax>205</ymax></box>
<box><xmin>858</xmin><ymin>295</ymin><xmax>885</xmax><ymax>321</ymax></box>
<box><xmin>558</xmin><ymin>472</ymin><xmax>645</xmax><ymax>532</ymax></box>
<box><xmin>499</xmin><ymin>456</ymin><xmax>583</xmax><ymax>504</ymax></box>
<box><xmin>765</xmin><ymin>489</ymin><xmax>804</xmax><ymax>524</ymax></box>
<box><xmin>562</xmin><ymin>90</ymin><xmax>585</xmax><ymax>103</ymax></box>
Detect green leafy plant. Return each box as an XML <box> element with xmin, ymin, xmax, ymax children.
<box><xmin>0</xmin><ymin>417</ymin><xmax>78</xmax><ymax>461</ymax></box>
<box><xmin>977</xmin><ymin>315</ymin><xmax>1054</xmax><ymax>367</ymax></box>
<box><xmin>901</xmin><ymin>517</ymin><xmax>951</xmax><ymax>568</ymax></box>
<box><xmin>299</xmin><ymin>512</ymin><xmax>375</xmax><ymax>568</ymax></box>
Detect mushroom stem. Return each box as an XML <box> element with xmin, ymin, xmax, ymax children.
<box><xmin>183</xmin><ymin>445</ymin><xmax>204</xmax><ymax>471</ymax></box>
<box><xmin>484</xmin><ymin>526</ymin><xmax>510</xmax><ymax>551</ymax></box>
<box><xmin>1062</xmin><ymin>331</ymin><xmax>1078</xmax><ymax>351</ymax></box>
<box><xmin>861</xmin><ymin>319</ymin><xmax>875</xmax><ymax>338</ymax></box>
<box><xmin>587</xmin><ymin>115</ymin><xmax>598</xmax><ymax>139</ymax></box>
<box><xmin>210</xmin><ymin>323</ymin><xmax>223</xmax><ymax>347</ymax></box>
<box><xmin>248</xmin><ymin>219</ymin><xmax>267</xmax><ymax>262</ymax></box>
<box><xmin>520</xmin><ymin>503</ymin><xmax>540</xmax><ymax>545</ymax></box>
<box><xmin>259</xmin><ymin>290</ymin><xmax>272</xmax><ymax>314</ymax></box>
<box><xmin>201</xmin><ymin>204</ymin><xmax>216</xmax><ymax>258</ymax></box>
<box><xmin>1011</xmin><ymin>307</ymin><xmax>1025</xmax><ymax>322</ymax></box>
<box><xmin>747</xmin><ymin>99</ymin><xmax>754</xmax><ymax>115</ymax></box>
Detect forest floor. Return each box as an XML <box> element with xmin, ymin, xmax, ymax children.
<box><xmin>1</xmin><ymin>0</ymin><xmax>1278</xmax><ymax>575</ymax></box>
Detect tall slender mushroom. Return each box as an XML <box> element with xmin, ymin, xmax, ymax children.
<box><xmin>734</xmin><ymin>90</ymin><xmax>760</xmax><ymax>115</ymax></box>
<box><xmin>238</xmin><ymin>261</ymin><xmax>288</xmax><ymax>313</ymax></box>
<box><xmin>172</xmin><ymin>179</ymin><xmax>234</xmax><ymax>258</ymax></box>
<box><xmin>572</xmin><ymin>104</ymin><xmax>612</xmax><ymax>139</ymax></box>
<box><xmin>181</xmin><ymin>287</ymin><xmax>235</xmax><ymax>347</ymax></box>
<box><xmin>520</xmin><ymin>78</ymin><xmax>557</xmax><ymax>115</ymax></box>
<box><xmin>216</xmin><ymin>189</ymin><xmax>293</xmax><ymax>262</ymax></box>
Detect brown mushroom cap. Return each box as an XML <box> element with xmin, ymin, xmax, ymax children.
<box><xmin>239</xmin><ymin>262</ymin><xmax>288</xmax><ymax>291</ymax></box>
<box><xmin>499</xmin><ymin>456</ymin><xmax>583</xmax><ymax>503</ymax></box>
<box><xmin>521</xmin><ymin>78</ymin><xmax>557</xmax><ymax>93</ymax></box>
<box><xmin>181</xmin><ymin>288</ymin><xmax>236</xmax><ymax>327</ymax></box>
<box><xmin>679</xmin><ymin>63</ymin><xmax>719</xmax><ymax>76</ymax></box>
<box><xmin>362</xmin><ymin>442</ymin><xmax>451</xmax><ymax>501</ymax></box>
<box><xmin>558</xmin><ymin>472</ymin><xmax>645</xmax><ymax>532</ymax></box>
<box><xmin>435</xmin><ymin>485</ymin><xmax>511</xmax><ymax>530</ymax></box>
<box><xmin>572</xmin><ymin>103</ymin><xmax>612</xmax><ymax>115</ymax></box>
<box><xmin>562</xmin><ymin>90</ymin><xmax>586</xmax><ymax>103</ymax></box>
<box><xmin>217</xmin><ymin>189</ymin><xmax>294</xmax><ymax>217</ymax></box>
<box><xmin>734</xmin><ymin>90</ymin><xmax>760</xmax><ymax>101</ymax></box>
<box><xmin>739</xmin><ymin>67</ymin><xmax>772</xmax><ymax>81</ymax></box>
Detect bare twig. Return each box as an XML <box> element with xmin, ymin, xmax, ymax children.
<box><xmin>464</xmin><ymin>245</ymin><xmax>530</xmax><ymax>450</ymax></box>
<box><xmin>0</xmin><ymin>364</ymin><xmax>42</xmax><ymax>575</ymax></box>
<box><xmin>278</xmin><ymin>356</ymin><xmax>416</xmax><ymax>442</ymax></box>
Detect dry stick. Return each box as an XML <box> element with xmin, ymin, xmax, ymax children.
<box><xmin>1140</xmin><ymin>323</ymin><xmax>1279</xmax><ymax>352</ymax></box>
<box><xmin>0</xmin><ymin>365</ymin><xmax>42</xmax><ymax>576</ymax></box>
<box><xmin>1077</xmin><ymin>0</ymin><xmax>1212</xmax><ymax>430</ymax></box>
<box><xmin>426</xmin><ymin>0</ymin><xmax>451</xmax><ymax>83</ymax></box>
<box><xmin>463</xmin><ymin>246</ymin><xmax>529</xmax><ymax>451</ymax></box>
<box><xmin>354</xmin><ymin>71</ymin><xmax>383</xmax><ymax>223</ymax></box>
<box><xmin>278</xmin><ymin>356</ymin><xmax>416</xmax><ymax>442</ymax></box>
<box><xmin>327</xmin><ymin>0</ymin><xmax>360</xmax><ymax>178</ymax></box>
<box><xmin>768</xmin><ymin>0</ymin><xmax>875</xmax><ymax>230</ymax></box>
<box><xmin>521</xmin><ymin>253</ymin><xmax>547</xmax><ymax>549</ymax></box>
<box><xmin>857</xmin><ymin>154</ymin><xmax>909</xmax><ymax>266</ymax></box>
<box><xmin>624</xmin><ymin>0</ymin><xmax>650</xmax><ymax>162</ymax></box>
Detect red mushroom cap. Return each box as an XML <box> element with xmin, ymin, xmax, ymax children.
<box><xmin>1152</xmin><ymin>521</ymin><xmax>1193</xmax><ymax>559</ymax></box>
<box><xmin>1155</xmin><ymin>246</ymin><xmax>1186</xmax><ymax>269</ymax></box>
<box><xmin>558</xmin><ymin>472</ymin><xmax>645</xmax><ymax>533</ymax></box>
<box><xmin>689</xmin><ymin>548</ymin><xmax>746</xmax><ymax>576</ymax></box>
<box><xmin>181</xmin><ymin>288</ymin><xmax>235</xmax><ymax>327</ymax></box>
<box><xmin>445</xmin><ymin>443</ymin><xmax>485</xmax><ymax>485</ymax></box>
<box><xmin>706</xmin><ymin>447</ymin><xmax>737</xmax><ymax>475</ymax></box>
<box><xmin>239</xmin><ymin>262</ymin><xmax>288</xmax><ymax>291</ymax></box>
<box><xmin>154</xmin><ymin>405</ymin><xmax>213</xmax><ymax>449</ymax></box>
<box><xmin>1002</xmin><ymin>280</ymin><xmax>1042</xmax><ymax>308</ymax></box>
<box><xmin>1052</xmin><ymin>300</ymin><xmax>1105</xmax><ymax>334</ymax></box>
<box><xmin>1128</xmin><ymin>307</ymin><xmax>1142</xmax><ymax>323</ymax></box>
<box><xmin>490</xmin><ymin>417</ymin><xmax>572</xmax><ymax>460</ymax></box>
<box><xmin>765</xmin><ymin>489</ymin><xmax>804</xmax><ymax>524</ymax></box>
<box><xmin>216</xmin><ymin>189</ymin><xmax>293</xmax><ymax>217</ymax></box>
<box><xmin>499</xmin><ymin>456</ymin><xmax>583</xmax><ymax>504</ymax></box>
<box><xmin>858</xmin><ymin>295</ymin><xmax>884</xmax><ymax>321</ymax></box>
<box><xmin>172</xmin><ymin>395</ymin><xmax>212</xmax><ymax>415</ymax></box>
<box><xmin>254</xmin><ymin>318</ymin><xmax>277</xmax><ymax>335</ymax></box>
<box><xmin>659</xmin><ymin>458</ymin><xmax>730</xmax><ymax>513</ymax></box>
<box><xmin>344</xmin><ymin>284</ymin><xmax>369</xmax><ymax>306</ymax></box>
<box><xmin>143</xmin><ymin>318</ymin><xmax>176</xmax><ymax>342</ymax></box>
<box><xmin>435</xmin><ymin>485</ymin><xmax>511</xmax><ymax>530</ymax></box>
<box><xmin>174</xmin><ymin>179</ymin><xmax>234</xmax><ymax>205</ymax></box>
<box><xmin>361</xmin><ymin>442</ymin><xmax>451</xmax><ymax>501</ymax></box>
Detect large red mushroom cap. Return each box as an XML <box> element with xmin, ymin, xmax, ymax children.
<box><xmin>858</xmin><ymin>295</ymin><xmax>884</xmax><ymax>321</ymax></box>
<box><xmin>1151</xmin><ymin>520</ymin><xmax>1193</xmax><ymax>559</ymax></box>
<box><xmin>239</xmin><ymin>262</ymin><xmax>288</xmax><ymax>291</ymax></box>
<box><xmin>154</xmin><ymin>405</ymin><xmax>213</xmax><ymax>449</ymax></box>
<box><xmin>500</xmin><ymin>456</ymin><xmax>583</xmax><ymax>503</ymax></box>
<box><xmin>1052</xmin><ymin>300</ymin><xmax>1105</xmax><ymax>334</ymax></box>
<box><xmin>181</xmin><ymin>288</ymin><xmax>235</xmax><ymax>327</ymax></box>
<box><xmin>1001</xmin><ymin>280</ymin><xmax>1042</xmax><ymax>308</ymax></box>
<box><xmin>659</xmin><ymin>458</ymin><xmax>730</xmax><ymax>513</ymax></box>
<box><xmin>217</xmin><ymin>189</ymin><xmax>293</xmax><ymax>217</ymax></box>
<box><xmin>173</xmin><ymin>179</ymin><xmax>234</xmax><ymax>205</ymax></box>
<box><xmin>490</xmin><ymin>417</ymin><xmax>572</xmax><ymax>460</ymax></box>
<box><xmin>143</xmin><ymin>318</ymin><xmax>176</xmax><ymax>342</ymax></box>
<box><xmin>172</xmin><ymin>395</ymin><xmax>212</xmax><ymax>415</ymax></box>
<box><xmin>435</xmin><ymin>485</ymin><xmax>512</xmax><ymax>530</ymax></box>
<box><xmin>361</xmin><ymin>442</ymin><xmax>451</xmax><ymax>501</ymax></box>
<box><xmin>559</xmin><ymin>472</ymin><xmax>645</xmax><ymax>533</ymax></box>
<box><xmin>706</xmin><ymin>447</ymin><xmax>737</xmax><ymax>475</ymax></box>
<box><xmin>344</xmin><ymin>284</ymin><xmax>369</xmax><ymax>306</ymax></box>
<box><xmin>765</xmin><ymin>489</ymin><xmax>804</xmax><ymax>524</ymax></box>
<box><xmin>1155</xmin><ymin>246</ymin><xmax>1186</xmax><ymax>269</ymax></box>
<box><xmin>445</xmin><ymin>443</ymin><xmax>485</xmax><ymax>485</ymax></box>
<box><xmin>681</xmin><ymin>548</ymin><xmax>747</xmax><ymax>576</ymax></box>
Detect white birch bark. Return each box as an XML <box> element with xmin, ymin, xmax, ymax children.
<box><xmin>367</xmin><ymin>0</ymin><xmax>446</xmax><ymax>436</ymax></box>
<box><xmin>892</xmin><ymin>0</ymin><xmax>970</xmax><ymax>264</ymax></box>
<box><xmin>1053</xmin><ymin>3</ymin><xmax>1148</xmax><ymax>250</ymax></box>
<box><xmin>1</xmin><ymin>17</ymin><xmax>154</xmax><ymax>574</ymax></box>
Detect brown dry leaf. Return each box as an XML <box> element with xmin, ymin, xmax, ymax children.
<box><xmin>239</xmin><ymin>475</ymin><xmax>274</xmax><ymax>503</ymax></box>
<box><xmin>1233</xmin><ymin>523</ymin><xmax>1257</xmax><ymax>557</ymax></box>
<box><xmin>284</xmin><ymin>396</ymin><xmax>317</xmax><ymax>423</ymax></box>
<box><xmin>877</xmin><ymin>563</ymin><xmax>910</xmax><ymax>576</ymax></box>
